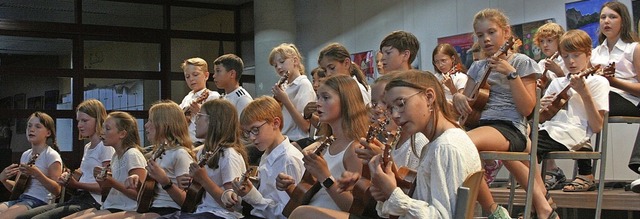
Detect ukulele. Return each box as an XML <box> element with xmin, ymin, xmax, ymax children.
<box><xmin>381</xmin><ymin>127</ymin><xmax>415</xmax><ymax>195</ymax></box>
<box><xmin>181</xmin><ymin>150</ymin><xmax>215</xmax><ymax>213</ymax></box>
<box><xmin>59</xmin><ymin>167</ymin><xmax>83</xmax><ymax>202</ymax></box>
<box><xmin>97</xmin><ymin>164</ymin><xmax>111</xmax><ymax>202</ymax></box>
<box><xmin>459</xmin><ymin>37</ymin><xmax>515</xmax><ymax>128</ymax></box>
<box><xmin>539</xmin><ymin>63</ymin><xmax>615</xmax><ymax>123</ymax></box>
<box><xmin>282</xmin><ymin>136</ymin><xmax>335</xmax><ymax>217</ymax></box>
<box><xmin>349</xmin><ymin>118</ymin><xmax>389</xmax><ymax>216</ymax></box>
<box><xmin>184</xmin><ymin>89</ymin><xmax>210</xmax><ymax>123</ymax></box>
<box><xmin>136</xmin><ymin>143</ymin><xmax>167</xmax><ymax>213</ymax></box>
<box><xmin>274</xmin><ymin>71</ymin><xmax>290</xmax><ymax>105</ymax></box>
<box><xmin>10</xmin><ymin>153</ymin><xmax>40</xmax><ymax>200</ymax></box>
<box><xmin>537</xmin><ymin>52</ymin><xmax>560</xmax><ymax>90</ymax></box>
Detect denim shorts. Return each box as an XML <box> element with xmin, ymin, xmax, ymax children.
<box><xmin>2</xmin><ymin>194</ymin><xmax>47</xmax><ymax>209</ymax></box>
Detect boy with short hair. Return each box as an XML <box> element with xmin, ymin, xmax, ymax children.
<box><xmin>379</xmin><ymin>30</ymin><xmax>420</xmax><ymax>72</ymax></box>
<box><xmin>229</xmin><ymin>96</ymin><xmax>305</xmax><ymax>219</ymax></box>
<box><xmin>213</xmin><ymin>54</ymin><xmax>253</xmax><ymax>116</ymax></box>
<box><xmin>180</xmin><ymin>57</ymin><xmax>221</xmax><ymax>144</ymax></box>
<box><xmin>536</xmin><ymin>29</ymin><xmax>610</xmax><ymax>193</ymax></box>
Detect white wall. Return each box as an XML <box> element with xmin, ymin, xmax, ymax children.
<box><xmin>293</xmin><ymin>0</ymin><xmax>638</xmax><ymax>181</ymax></box>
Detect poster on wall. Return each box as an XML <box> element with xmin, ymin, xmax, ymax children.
<box><xmin>511</xmin><ymin>19</ymin><xmax>555</xmax><ymax>61</ymax></box>
<box><xmin>350</xmin><ymin>50</ymin><xmax>375</xmax><ymax>82</ymax></box>
<box><xmin>566</xmin><ymin>0</ymin><xmax>608</xmax><ymax>48</ymax></box>
<box><xmin>437</xmin><ymin>33</ymin><xmax>475</xmax><ymax>70</ymax></box>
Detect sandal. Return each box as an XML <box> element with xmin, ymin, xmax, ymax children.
<box><xmin>544</xmin><ymin>168</ymin><xmax>566</xmax><ymax>190</ymax></box>
<box><xmin>545</xmin><ymin>191</ymin><xmax>557</xmax><ymax>210</ymax></box>
<box><xmin>563</xmin><ymin>175</ymin><xmax>596</xmax><ymax>192</ymax></box>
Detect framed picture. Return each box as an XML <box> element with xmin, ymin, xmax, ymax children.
<box><xmin>566</xmin><ymin>0</ymin><xmax>608</xmax><ymax>48</ymax></box>
<box><xmin>44</xmin><ymin>90</ymin><xmax>59</xmax><ymax>110</ymax></box>
<box><xmin>27</xmin><ymin>96</ymin><xmax>44</xmax><ymax>110</ymax></box>
<box><xmin>437</xmin><ymin>33</ymin><xmax>474</xmax><ymax>69</ymax></box>
<box><xmin>511</xmin><ymin>19</ymin><xmax>555</xmax><ymax>61</ymax></box>
<box><xmin>350</xmin><ymin>50</ymin><xmax>375</xmax><ymax>81</ymax></box>
<box><xmin>13</xmin><ymin>93</ymin><xmax>25</xmax><ymax>109</ymax></box>
<box><xmin>0</xmin><ymin>96</ymin><xmax>12</xmax><ymax>109</ymax></box>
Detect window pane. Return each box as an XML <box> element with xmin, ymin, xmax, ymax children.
<box><xmin>0</xmin><ymin>36</ymin><xmax>72</xmax><ymax>69</ymax></box>
<box><xmin>171</xmin><ymin>39</ymin><xmax>220</xmax><ymax>73</ymax></box>
<box><xmin>84</xmin><ymin>79</ymin><xmax>159</xmax><ymax>111</ymax></box>
<box><xmin>0</xmin><ymin>76</ymin><xmax>73</xmax><ymax>110</ymax></box>
<box><xmin>57</xmin><ymin>118</ymin><xmax>73</xmax><ymax>152</ymax></box>
<box><xmin>83</xmin><ymin>0</ymin><xmax>162</xmax><ymax>29</ymax></box>
<box><xmin>170</xmin><ymin>39</ymin><xmax>235</xmax><ymax>72</ymax></box>
<box><xmin>84</xmin><ymin>41</ymin><xmax>160</xmax><ymax>71</ymax></box>
<box><xmin>0</xmin><ymin>0</ymin><xmax>74</xmax><ymax>23</ymax></box>
<box><xmin>171</xmin><ymin>7</ymin><xmax>234</xmax><ymax>33</ymax></box>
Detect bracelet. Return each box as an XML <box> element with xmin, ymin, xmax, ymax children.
<box><xmin>162</xmin><ymin>181</ymin><xmax>173</xmax><ymax>190</ymax></box>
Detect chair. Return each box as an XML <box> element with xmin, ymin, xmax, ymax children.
<box><xmin>454</xmin><ymin>170</ymin><xmax>484</xmax><ymax>219</ymax></box>
<box><xmin>478</xmin><ymin>88</ymin><xmax>541</xmax><ymax>219</ymax></box>
<box><xmin>540</xmin><ymin>112</ymin><xmax>607</xmax><ymax>219</ymax></box>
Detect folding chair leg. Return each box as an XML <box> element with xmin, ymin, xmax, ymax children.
<box><xmin>508</xmin><ymin>174</ymin><xmax>515</xmax><ymax>214</ymax></box>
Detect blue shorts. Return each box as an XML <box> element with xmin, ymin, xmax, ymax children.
<box><xmin>2</xmin><ymin>194</ymin><xmax>47</xmax><ymax>210</ymax></box>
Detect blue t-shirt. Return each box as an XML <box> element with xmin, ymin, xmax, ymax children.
<box><xmin>467</xmin><ymin>53</ymin><xmax>541</xmax><ymax>135</ymax></box>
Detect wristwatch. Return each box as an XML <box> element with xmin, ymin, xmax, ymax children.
<box><xmin>162</xmin><ymin>181</ymin><xmax>173</xmax><ymax>190</ymax></box>
<box><xmin>322</xmin><ymin>176</ymin><xmax>335</xmax><ymax>189</ymax></box>
<box><xmin>507</xmin><ymin>72</ymin><xmax>519</xmax><ymax>80</ymax></box>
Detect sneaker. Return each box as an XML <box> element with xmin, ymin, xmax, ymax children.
<box><xmin>631</xmin><ymin>178</ymin><xmax>640</xmax><ymax>193</ymax></box>
<box><xmin>488</xmin><ymin>205</ymin><xmax>511</xmax><ymax>219</ymax></box>
<box><xmin>484</xmin><ymin>160</ymin><xmax>503</xmax><ymax>185</ymax></box>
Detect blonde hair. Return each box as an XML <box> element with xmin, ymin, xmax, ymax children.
<box><xmin>320</xmin><ymin>75</ymin><xmax>369</xmax><ymax>140</ymax></box>
<box><xmin>268</xmin><ymin>43</ymin><xmax>305</xmax><ymax>74</ymax></box>
<box><xmin>201</xmin><ymin>99</ymin><xmax>248</xmax><ymax>169</ymax></box>
<box><xmin>240</xmin><ymin>96</ymin><xmax>284</xmax><ymax>130</ymax></box>
<box><xmin>181</xmin><ymin>57</ymin><xmax>208</xmax><ymax>72</ymax></box>
<box><xmin>473</xmin><ymin>8</ymin><xmax>511</xmax><ymax>36</ymax></box>
<box><xmin>77</xmin><ymin>99</ymin><xmax>107</xmax><ymax>140</ymax></box>
<box><xmin>148</xmin><ymin>101</ymin><xmax>195</xmax><ymax>158</ymax></box>
<box><xmin>533</xmin><ymin>23</ymin><xmax>565</xmax><ymax>47</ymax></box>
<box><xmin>28</xmin><ymin>112</ymin><xmax>59</xmax><ymax>152</ymax></box>
<box><xmin>106</xmin><ymin>111</ymin><xmax>144</xmax><ymax>153</ymax></box>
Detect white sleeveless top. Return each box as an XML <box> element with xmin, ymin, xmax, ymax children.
<box><xmin>307</xmin><ymin>141</ymin><xmax>352</xmax><ymax>210</ymax></box>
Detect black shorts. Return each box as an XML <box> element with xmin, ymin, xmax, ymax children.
<box><xmin>479</xmin><ymin>120</ymin><xmax>527</xmax><ymax>152</ymax></box>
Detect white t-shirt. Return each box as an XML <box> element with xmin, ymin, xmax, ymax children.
<box><xmin>433</xmin><ymin>71</ymin><xmax>469</xmax><ymax>102</ymax></box>
<box><xmin>282</xmin><ymin>76</ymin><xmax>316</xmax><ymax>141</ymax></box>
<box><xmin>223</xmin><ymin>87</ymin><xmax>253</xmax><ymax>117</ymax></box>
<box><xmin>243</xmin><ymin>137</ymin><xmax>305</xmax><ymax>219</ymax></box>
<box><xmin>21</xmin><ymin>146</ymin><xmax>62</xmax><ymax>202</ymax></box>
<box><xmin>180</xmin><ymin>89</ymin><xmax>222</xmax><ymax>143</ymax></box>
<box><xmin>353</xmin><ymin>76</ymin><xmax>371</xmax><ymax>105</ymax></box>
<box><xmin>540</xmin><ymin>75</ymin><xmax>610</xmax><ymax>150</ymax></box>
<box><xmin>195</xmin><ymin>147</ymin><xmax>246</xmax><ymax>219</ymax></box>
<box><xmin>538</xmin><ymin>55</ymin><xmax>567</xmax><ymax>81</ymax></box>
<box><xmin>376</xmin><ymin>128</ymin><xmax>481</xmax><ymax>219</ymax></box>
<box><xmin>391</xmin><ymin>133</ymin><xmax>428</xmax><ymax>170</ymax></box>
<box><xmin>151</xmin><ymin>147</ymin><xmax>193</xmax><ymax>209</ymax></box>
<box><xmin>591</xmin><ymin>39</ymin><xmax>639</xmax><ymax>105</ymax></box>
<box><xmin>102</xmin><ymin>148</ymin><xmax>146</xmax><ymax>211</ymax></box>
<box><xmin>78</xmin><ymin>141</ymin><xmax>115</xmax><ymax>204</ymax></box>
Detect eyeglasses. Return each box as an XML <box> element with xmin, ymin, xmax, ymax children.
<box><xmin>195</xmin><ymin>113</ymin><xmax>210</xmax><ymax>121</ymax></box>
<box><xmin>388</xmin><ymin>91</ymin><xmax>423</xmax><ymax>114</ymax></box>
<box><xmin>242</xmin><ymin>121</ymin><xmax>268</xmax><ymax>138</ymax></box>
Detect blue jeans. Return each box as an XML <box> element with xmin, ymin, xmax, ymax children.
<box><xmin>2</xmin><ymin>194</ymin><xmax>47</xmax><ymax>210</ymax></box>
